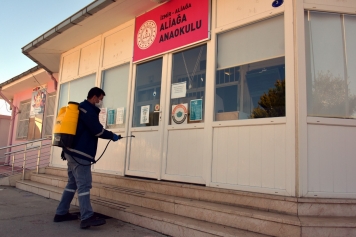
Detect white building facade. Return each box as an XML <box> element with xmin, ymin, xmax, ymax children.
<box><xmin>23</xmin><ymin>0</ymin><xmax>356</xmax><ymax>199</ymax></box>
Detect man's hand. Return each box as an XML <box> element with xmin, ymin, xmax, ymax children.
<box><xmin>112</xmin><ymin>134</ymin><xmax>122</xmax><ymax>142</ymax></box>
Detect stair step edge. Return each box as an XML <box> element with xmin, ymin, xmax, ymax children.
<box><xmin>31</xmin><ymin>173</ymin><xmax>356</xmax><ymax>223</ymax></box>
<box><xmin>30</xmin><ymin>174</ymin><xmax>300</xmax><ymax>223</ymax></box>
<box><xmin>31</xmin><ymin>173</ymin><xmax>297</xmax><ymax>217</ymax></box>
<box><xmin>19</xmin><ymin>180</ymin><xmax>356</xmax><ymax>228</ymax></box>
<box><xmin>16</xmin><ymin>180</ymin><xmax>269</xmax><ymax>237</ymax></box>
<box><xmin>44</xmin><ymin>167</ymin><xmax>297</xmax><ymax>202</ymax></box>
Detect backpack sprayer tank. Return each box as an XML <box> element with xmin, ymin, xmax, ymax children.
<box><xmin>52</xmin><ymin>102</ymin><xmax>79</xmax><ymax>148</ymax></box>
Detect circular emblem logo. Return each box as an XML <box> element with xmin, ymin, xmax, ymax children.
<box><xmin>172</xmin><ymin>104</ymin><xmax>188</xmax><ymax>124</ymax></box>
<box><xmin>137</xmin><ymin>20</ymin><xmax>157</xmax><ymax>50</ymax></box>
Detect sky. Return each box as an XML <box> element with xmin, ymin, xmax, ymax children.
<box><xmin>0</xmin><ymin>0</ymin><xmax>94</xmax><ymax>115</ymax></box>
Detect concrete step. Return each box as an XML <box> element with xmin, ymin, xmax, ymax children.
<box><xmin>16</xmin><ymin>180</ymin><xmax>269</xmax><ymax>237</ymax></box>
<box><xmin>44</xmin><ymin>167</ymin><xmax>298</xmax><ymax>215</ymax></box>
<box><xmin>43</xmin><ymin>167</ymin><xmax>356</xmax><ymax>217</ymax></box>
<box><xmin>29</xmin><ymin>171</ymin><xmax>356</xmax><ymax>237</ymax></box>
<box><xmin>16</xmin><ymin>176</ymin><xmax>356</xmax><ymax>237</ymax></box>
<box><xmin>30</xmin><ymin>173</ymin><xmax>301</xmax><ymax>236</ymax></box>
<box><xmin>20</xmin><ymin>170</ymin><xmax>356</xmax><ymax>236</ymax></box>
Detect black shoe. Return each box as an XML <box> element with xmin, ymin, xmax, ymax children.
<box><xmin>53</xmin><ymin>212</ymin><xmax>79</xmax><ymax>222</ymax></box>
<box><xmin>80</xmin><ymin>215</ymin><xmax>106</xmax><ymax>229</ymax></box>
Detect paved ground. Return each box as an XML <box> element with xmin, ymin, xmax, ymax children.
<box><xmin>0</xmin><ymin>186</ymin><xmax>168</xmax><ymax>237</ymax></box>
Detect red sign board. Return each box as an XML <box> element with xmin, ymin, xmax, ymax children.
<box><xmin>133</xmin><ymin>0</ymin><xmax>209</xmax><ymax>62</ymax></box>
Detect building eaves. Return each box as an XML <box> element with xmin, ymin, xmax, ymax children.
<box><xmin>21</xmin><ymin>0</ymin><xmax>116</xmax><ymax>73</ymax></box>
<box><xmin>0</xmin><ymin>66</ymin><xmax>42</xmax><ymax>89</ymax></box>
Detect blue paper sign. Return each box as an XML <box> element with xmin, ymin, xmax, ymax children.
<box><xmin>190</xmin><ymin>99</ymin><xmax>202</xmax><ymax>121</ymax></box>
<box><xmin>107</xmin><ymin>109</ymin><xmax>116</xmax><ymax>125</ymax></box>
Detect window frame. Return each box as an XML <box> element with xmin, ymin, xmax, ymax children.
<box><xmin>16</xmin><ymin>100</ymin><xmax>31</xmax><ymax>140</ymax></box>
<box><xmin>169</xmin><ymin>44</ymin><xmax>207</xmax><ymax>125</ymax></box>
<box><xmin>214</xmin><ymin>15</ymin><xmax>286</xmax><ymax>121</ymax></box>
<box><xmin>43</xmin><ymin>92</ymin><xmax>57</xmax><ymax>138</ymax></box>
<box><xmin>305</xmin><ymin>11</ymin><xmax>356</xmax><ymax>119</ymax></box>
<box><xmin>100</xmin><ymin>63</ymin><xmax>130</xmax><ymax>130</ymax></box>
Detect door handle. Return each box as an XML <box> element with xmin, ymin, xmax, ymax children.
<box><xmin>154</xmin><ymin>110</ymin><xmax>162</xmax><ymax>121</ymax></box>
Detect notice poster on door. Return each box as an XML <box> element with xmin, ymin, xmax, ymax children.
<box><xmin>190</xmin><ymin>99</ymin><xmax>202</xmax><ymax>121</ymax></box>
<box><xmin>172</xmin><ymin>103</ymin><xmax>188</xmax><ymax>124</ymax></box>
<box><xmin>171</xmin><ymin>81</ymin><xmax>186</xmax><ymax>99</ymax></box>
<box><xmin>140</xmin><ymin>105</ymin><xmax>150</xmax><ymax>124</ymax></box>
<box><xmin>116</xmin><ymin>107</ymin><xmax>125</xmax><ymax>124</ymax></box>
<box><xmin>99</xmin><ymin>108</ymin><xmax>107</xmax><ymax>128</ymax></box>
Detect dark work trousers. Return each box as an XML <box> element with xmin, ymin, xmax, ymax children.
<box><xmin>55</xmin><ymin>153</ymin><xmax>93</xmax><ymax>220</ymax></box>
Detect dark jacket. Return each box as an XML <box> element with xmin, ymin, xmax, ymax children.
<box><xmin>64</xmin><ymin>100</ymin><xmax>114</xmax><ymax>162</ymax></box>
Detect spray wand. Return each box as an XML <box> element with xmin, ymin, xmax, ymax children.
<box><xmin>64</xmin><ymin>134</ymin><xmax>135</xmax><ymax>166</ymax></box>
<box><xmin>119</xmin><ymin>135</ymin><xmax>135</xmax><ymax>139</ymax></box>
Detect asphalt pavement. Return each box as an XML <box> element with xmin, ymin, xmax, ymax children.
<box><xmin>0</xmin><ymin>186</ymin><xmax>168</xmax><ymax>237</ymax></box>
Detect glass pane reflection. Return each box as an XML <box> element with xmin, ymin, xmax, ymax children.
<box><xmin>132</xmin><ymin>58</ymin><xmax>163</xmax><ymax>127</ymax></box>
<box><xmin>215</xmin><ymin>57</ymin><xmax>285</xmax><ymax>121</ymax></box>
<box><xmin>170</xmin><ymin>45</ymin><xmax>207</xmax><ymax>125</ymax></box>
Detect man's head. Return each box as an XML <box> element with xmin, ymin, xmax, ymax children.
<box><xmin>87</xmin><ymin>87</ymin><xmax>106</xmax><ymax>107</ymax></box>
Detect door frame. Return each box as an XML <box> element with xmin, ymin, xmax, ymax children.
<box><xmin>125</xmin><ymin>55</ymin><xmax>169</xmax><ymax>179</ymax></box>
<box><xmin>160</xmin><ymin>44</ymin><xmax>209</xmax><ymax>184</ymax></box>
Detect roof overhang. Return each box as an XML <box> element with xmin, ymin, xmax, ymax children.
<box><xmin>0</xmin><ymin>66</ymin><xmax>49</xmax><ymax>100</ymax></box>
<box><xmin>22</xmin><ymin>0</ymin><xmax>164</xmax><ymax>73</ymax></box>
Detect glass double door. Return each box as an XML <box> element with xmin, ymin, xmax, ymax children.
<box><xmin>126</xmin><ymin>45</ymin><xmax>207</xmax><ymax>184</ymax></box>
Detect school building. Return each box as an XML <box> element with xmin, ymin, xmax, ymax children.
<box><xmin>1</xmin><ymin>0</ymin><xmax>356</xmax><ymax>236</ymax></box>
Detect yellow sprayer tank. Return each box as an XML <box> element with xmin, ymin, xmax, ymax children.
<box><xmin>52</xmin><ymin>102</ymin><xmax>79</xmax><ymax>148</ymax></box>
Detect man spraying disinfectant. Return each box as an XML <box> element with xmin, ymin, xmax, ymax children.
<box><xmin>52</xmin><ymin>87</ymin><xmax>121</xmax><ymax>229</ymax></box>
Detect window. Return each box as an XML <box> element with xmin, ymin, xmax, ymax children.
<box><xmin>305</xmin><ymin>12</ymin><xmax>356</xmax><ymax>118</ymax></box>
<box><xmin>215</xmin><ymin>15</ymin><xmax>285</xmax><ymax>121</ymax></box>
<box><xmin>16</xmin><ymin>92</ymin><xmax>57</xmax><ymax>140</ymax></box>
<box><xmin>27</xmin><ymin>116</ymin><xmax>42</xmax><ymax>140</ymax></box>
<box><xmin>16</xmin><ymin>100</ymin><xmax>31</xmax><ymax>139</ymax></box>
<box><xmin>58</xmin><ymin>74</ymin><xmax>96</xmax><ymax>111</ymax></box>
<box><xmin>170</xmin><ymin>45</ymin><xmax>207</xmax><ymax>124</ymax></box>
<box><xmin>27</xmin><ymin>88</ymin><xmax>45</xmax><ymax>140</ymax></box>
<box><xmin>43</xmin><ymin>93</ymin><xmax>56</xmax><ymax>137</ymax></box>
<box><xmin>132</xmin><ymin>58</ymin><xmax>162</xmax><ymax>127</ymax></box>
<box><xmin>101</xmin><ymin>64</ymin><xmax>130</xmax><ymax>129</ymax></box>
